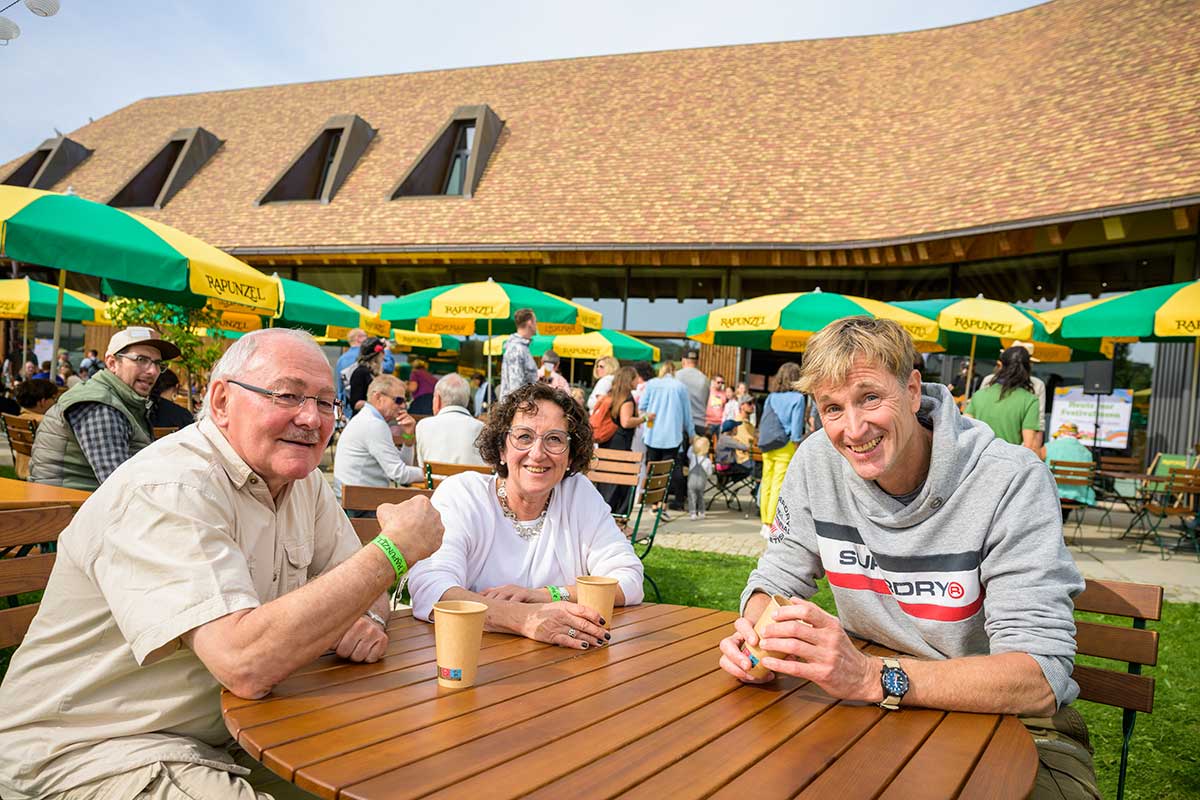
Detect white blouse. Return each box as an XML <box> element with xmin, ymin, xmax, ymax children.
<box><xmin>408</xmin><ymin>471</ymin><xmax>645</xmax><ymax>621</ymax></box>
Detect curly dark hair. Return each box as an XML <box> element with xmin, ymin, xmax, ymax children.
<box><xmin>15</xmin><ymin>378</ymin><xmax>58</xmax><ymax>410</ymax></box>
<box><xmin>476</xmin><ymin>382</ymin><xmax>593</xmax><ymax>478</ymax></box>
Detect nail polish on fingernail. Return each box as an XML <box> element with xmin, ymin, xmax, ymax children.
<box><xmin>604</xmin><ymin>632</ymin><xmax>611</xmax><ymax>640</ymax></box>
<box><xmin>596</xmin><ymin>638</ymin><xmax>605</xmax><ymax>646</ymax></box>
<box><xmin>581</xmin><ymin>641</ymin><xmax>590</xmax><ymax>649</ymax></box>
<box><xmin>599</xmin><ymin>618</ymin><xmax>606</xmax><ymax>625</ymax></box>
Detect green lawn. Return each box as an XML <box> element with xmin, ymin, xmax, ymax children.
<box><xmin>641</xmin><ymin>545</ymin><xmax>1200</xmax><ymax>800</ymax></box>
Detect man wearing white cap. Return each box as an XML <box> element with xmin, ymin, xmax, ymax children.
<box><xmin>29</xmin><ymin>326</ymin><xmax>181</xmax><ymax>490</ymax></box>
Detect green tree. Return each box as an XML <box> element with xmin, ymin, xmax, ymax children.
<box><xmin>1112</xmin><ymin>342</ymin><xmax>1153</xmax><ymax>391</ymax></box>
<box><xmin>104</xmin><ymin>297</ymin><xmax>229</xmax><ymax>409</ymax></box>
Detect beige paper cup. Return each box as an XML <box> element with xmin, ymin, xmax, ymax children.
<box><xmin>433</xmin><ymin>600</ymin><xmax>488</xmax><ymax>688</ymax></box>
<box><xmin>740</xmin><ymin>594</ymin><xmax>793</xmax><ymax>680</ymax></box>
<box><xmin>576</xmin><ymin>575</ymin><xmax>619</xmax><ymax>629</ymax></box>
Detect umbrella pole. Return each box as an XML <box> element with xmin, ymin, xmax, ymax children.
<box><xmin>570</xmin><ymin>358</ymin><xmax>575</xmax><ymax>384</ymax></box>
<box><xmin>965</xmin><ymin>335</ymin><xmax>978</xmax><ymax>400</ymax></box>
<box><xmin>51</xmin><ymin>268</ymin><xmax>66</xmax><ymax>367</ymax></box>
<box><xmin>486</xmin><ymin>319</ymin><xmax>493</xmax><ymax>391</ymax></box>
<box><xmin>1188</xmin><ymin>335</ymin><xmax>1199</xmax><ymax>452</ymax></box>
<box><xmin>21</xmin><ymin>315</ymin><xmax>28</xmax><ymax>369</ymax></box>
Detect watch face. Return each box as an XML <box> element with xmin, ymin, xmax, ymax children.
<box><xmin>882</xmin><ymin>667</ymin><xmax>909</xmax><ymax>697</ymax></box>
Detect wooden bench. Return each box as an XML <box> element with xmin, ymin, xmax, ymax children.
<box><xmin>341</xmin><ymin>484</ymin><xmax>435</xmax><ymax>542</ymax></box>
<box><xmin>0</xmin><ymin>505</ymin><xmax>75</xmax><ymax>650</ymax></box>
<box><xmin>424</xmin><ymin>461</ymin><xmax>492</xmax><ymax>489</ymax></box>
<box><xmin>1073</xmin><ymin>578</ymin><xmax>1163</xmax><ymax>800</ymax></box>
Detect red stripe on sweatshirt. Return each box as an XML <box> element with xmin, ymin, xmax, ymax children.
<box><xmin>825</xmin><ymin>570</ymin><xmax>984</xmax><ymax>622</ymax></box>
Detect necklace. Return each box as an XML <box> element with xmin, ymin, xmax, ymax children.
<box><xmin>497</xmin><ymin>479</ymin><xmax>551</xmax><ymax>540</ymax></box>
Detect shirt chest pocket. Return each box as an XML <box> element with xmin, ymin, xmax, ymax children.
<box><xmin>281</xmin><ymin>539</ymin><xmax>314</xmax><ymax>594</ymax></box>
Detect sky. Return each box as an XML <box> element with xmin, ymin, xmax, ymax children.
<box><xmin>0</xmin><ymin>0</ymin><xmax>1044</xmax><ymax>164</ymax></box>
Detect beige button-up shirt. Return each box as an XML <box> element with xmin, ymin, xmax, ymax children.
<box><xmin>0</xmin><ymin>418</ymin><xmax>361</xmax><ymax>799</ymax></box>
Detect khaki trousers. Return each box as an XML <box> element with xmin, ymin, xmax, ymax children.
<box><xmin>47</xmin><ymin>746</ymin><xmax>320</xmax><ymax>800</ymax></box>
<box><xmin>1021</xmin><ymin>705</ymin><xmax>1102</xmax><ymax>800</ymax></box>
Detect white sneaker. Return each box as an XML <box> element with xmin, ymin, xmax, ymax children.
<box><xmin>699</xmin><ymin>511</ymin><xmax>706</xmax><ymax>519</ymax></box>
<box><xmin>689</xmin><ymin>512</ymin><xmax>698</xmax><ymax>520</ymax></box>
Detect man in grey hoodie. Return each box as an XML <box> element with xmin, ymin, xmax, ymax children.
<box><xmin>719</xmin><ymin>317</ymin><xmax>1096</xmax><ymax>799</ymax></box>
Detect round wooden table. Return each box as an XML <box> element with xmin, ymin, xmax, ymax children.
<box><xmin>223</xmin><ymin>604</ymin><xmax>1038</xmax><ymax>799</ymax></box>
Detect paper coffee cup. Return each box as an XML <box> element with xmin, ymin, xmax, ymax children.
<box><xmin>740</xmin><ymin>594</ymin><xmax>793</xmax><ymax>680</ymax></box>
<box><xmin>433</xmin><ymin>600</ymin><xmax>488</xmax><ymax>688</ymax></box>
<box><xmin>576</xmin><ymin>575</ymin><xmax>619</xmax><ymax>629</ymax></box>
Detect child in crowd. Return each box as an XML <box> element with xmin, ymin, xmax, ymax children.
<box><xmin>686</xmin><ymin>435</ymin><xmax>713</xmax><ymax>520</ymax></box>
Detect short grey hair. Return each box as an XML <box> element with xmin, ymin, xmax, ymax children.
<box><xmin>434</xmin><ymin>372</ymin><xmax>471</xmax><ymax>408</ymax></box>
<box><xmin>368</xmin><ymin>374</ymin><xmax>405</xmax><ymax>400</ymax></box>
<box><xmin>196</xmin><ymin>328</ymin><xmax>326</xmax><ymax>422</ymax></box>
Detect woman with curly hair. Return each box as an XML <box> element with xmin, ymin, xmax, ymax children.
<box><xmin>408</xmin><ymin>382</ymin><xmax>644</xmax><ymax>650</ymax></box>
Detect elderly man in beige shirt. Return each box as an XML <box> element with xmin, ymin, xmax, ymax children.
<box><xmin>0</xmin><ymin>328</ymin><xmax>444</xmax><ymax>800</ymax></box>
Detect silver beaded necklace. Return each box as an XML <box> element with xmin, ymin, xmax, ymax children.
<box><xmin>497</xmin><ymin>479</ymin><xmax>551</xmax><ymax>540</ymax></box>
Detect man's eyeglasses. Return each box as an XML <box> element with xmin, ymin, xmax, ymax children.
<box><xmin>114</xmin><ymin>353</ymin><xmax>164</xmax><ymax>371</ymax></box>
<box><xmin>506</xmin><ymin>426</ymin><xmax>570</xmax><ymax>455</ymax></box>
<box><xmin>229</xmin><ymin>380</ymin><xmax>340</xmax><ymax>419</ymax></box>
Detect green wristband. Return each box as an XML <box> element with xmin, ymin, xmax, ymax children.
<box><xmin>371</xmin><ymin>535</ymin><xmax>409</xmax><ymax>592</ymax></box>
<box><xmin>547</xmin><ymin>585</ymin><xmax>563</xmax><ymax>602</ymax></box>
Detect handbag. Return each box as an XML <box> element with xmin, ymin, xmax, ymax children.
<box><xmin>590</xmin><ymin>395</ymin><xmax>618</xmax><ymax>444</ymax></box>
<box><xmin>757</xmin><ymin>395</ymin><xmax>789</xmax><ymax>451</ymax></box>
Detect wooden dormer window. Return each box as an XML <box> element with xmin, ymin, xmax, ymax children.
<box><xmin>259</xmin><ymin>114</ymin><xmax>375</xmax><ymax>205</ymax></box>
<box><xmin>108</xmin><ymin>127</ymin><xmax>222</xmax><ymax>209</ymax></box>
<box><xmin>391</xmin><ymin>105</ymin><xmax>502</xmax><ymax>199</ymax></box>
<box><xmin>2</xmin><ymin>136</ymin><xmax>91</xmax><ymax>189</ymax></box>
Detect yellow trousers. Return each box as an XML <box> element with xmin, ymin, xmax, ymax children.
<box><xmin>759</xmin><ymin>440</ymin><xmax>797</xmax><ymax>526</ymax></box>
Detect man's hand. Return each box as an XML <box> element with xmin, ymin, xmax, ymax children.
<box><xmin>333</xmin><ymin>615</ymin><xmax>389</xmax><ymax>663</ymax></box>
<box><xmin>481</xmin><ymin>584</ymin><xmax>547</xmax><ymax>603</ymax></box>
<box><xmin>394</xmin><ymin>411</ymin><xmax>417</xmax><ymax>436</ymax></box>
<box><xmin>756</xmin><ymin>599</ymin><xmax>880</xmax><ymax>702</ymax></box>
<box><xmin>718</xmin><ymin>616</ymin><xmax>775</xmax><ymax>683</ymax></box>
<box><xmin>378</xmin><ymin>495</ymin><xmax>444</xmax><ymax>565</ymax></box>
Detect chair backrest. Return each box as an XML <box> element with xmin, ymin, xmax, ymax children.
<box><xmin>0</xmin><ymin>505</ymin><xmax>75</xmax><ymax>649</ymax></box>
<box><xmin>424</xmin><ymin>461</ymin><xmax>493</xmax><ymax>489</ymax></box>
<box><xmin>341</xmin><ymin>484</ymin><xmax>435</xmax><ymax>542</ymax></box>
<box><xmin>1073</xmin><ymin>579</ymin><xmax>1161</xmax><ymax>713</ymax></box>
<box><xmin>1165</xmin><ymin>467</ymin><xmax>1200</xmax><ymax>507</ymax></box>
<box><xmin>629</xmin><ymin>460</ymin><xmax>674</xmax><ymax>552</ymax></box>
<box><xmin>1099</xmin><ymin>455</ymin><xmax>1142</xmax><ymax>473</ymax></box>
<box><xmin>152</xmin><ymin>426</ymin><xmax>179</xmax><ymax>440</ymax></box>
<box><xmin>588</xmin><ymin>448</ymin><xmax>643</xmax><ymax>488</ymax></box>
<box><xmin>1148</xmin><ymin>452</ymin><xmax>1194</xmax><ymax>476</ymax></box>
<box><xmin>1049</xmin><ymin>461</ymin><xmax>1094</xmax><ymax>489</ymax></box>
<box><xmin>2</xmin><ymin>413</ymin><xmax>37</xmax><ymax>460</ymax></box>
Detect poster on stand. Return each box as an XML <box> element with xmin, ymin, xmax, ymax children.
<box><xmin>1048</xmin><ymin>387</ymin><xmax>1133</xmax><ymax>449</ymax></box>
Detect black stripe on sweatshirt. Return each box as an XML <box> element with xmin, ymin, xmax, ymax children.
<box><xmin>814</xmin><ymin>519</ymin><xmax>981</xmax><ymax>573</ymax></box>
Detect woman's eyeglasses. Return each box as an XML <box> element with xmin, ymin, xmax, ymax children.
<box><xmin>506</xmin><ymin>426</ymin><xmax>570</xmax><ymax>455</ymax></box>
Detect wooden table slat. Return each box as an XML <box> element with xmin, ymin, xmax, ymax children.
<box><xmin>957</xmin><ymin>714</ymin><xmax>1039</xmax><ymax>800</ymax></box>
<box><xmin>0</xmin><ymin>477</ymin><xmax>91</xmax><ymax>509</ymax></box>
<box><xmin>550</xmin><ymin>681</ymin><xmax>834</xmax><ymax>800</ymax></box>
<box><xmin>877</xmin><ymin>712</ymin><xmax>1001</xmax><ymax>800</ymax></box>
<box><xmin>795</xmin><ymin>708</ymin><xmax>946</xmax><ymax>798</ymax></box>
<box><xmin>706</xmin><ymin>703</ymin><xmax>885</xmax><ymax>800</ymax></box>
<box><xmin>289</xmin><ymin>615</ymin><xmax>736</xmax><ymax>795</ymax></box>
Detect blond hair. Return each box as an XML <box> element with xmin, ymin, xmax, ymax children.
<box><xmin>797</xmin><ymin>316</ymin><xmax>918</xmax><ymax>395</ymax></box>
<box><xmin>691</xmin><ymin>435</ymin><xmax>710</xmax><ymax>456</ymax></box>
<box><xmin>594</xmin><ymin>356</ymin><xmax>619</xmax><ymax>378</ymax></box>
<box><xmin>657</xmin><ymin>360</ymin><xmax>677</xmax><ymax>378</ymax></box>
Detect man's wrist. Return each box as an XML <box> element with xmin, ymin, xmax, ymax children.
<box><xmin>364</xmin><ymin>609</ymin><xmax>388</xmax><ymax>629</ymax></box>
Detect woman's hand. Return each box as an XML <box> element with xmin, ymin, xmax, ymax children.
<box><xmin>520</xmin><ymin>602</ymin><xmax>610</xmax><ymax>650</ymax></box>
<box><xmin>481</xmin><ymin>584</ymin><xmax>546</xmax><ymax>603</ymax></box>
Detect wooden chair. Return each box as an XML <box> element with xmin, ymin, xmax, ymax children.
<box><xmin>588</xmin><ymin>448</ymin><xmax>643</xmax><ymax>522</ymax></box>
<box><xmin>1073</xmin><ymin>579</ymin><xmax>1163</xmax><ymax>800</ymax></box>
<box><xmin>1140</xmin><ymin>467</ymin><xmax>1200</xmax><ymax>560</ymax></box>
<box><xmin>1048</xmin><ymin>460</ymin><xmax>1095</xmax><ymax>542</ymax></box>
<box><xmin>0</xmin><ymin>505</ymin><xmax>75</xmax><ymax>650</ymax></box>
<box><xmin>626</xmin><ymin>459</ymin><xmax>674</xmax><ymax>602</ymax></box>
<box><xmin>1</xmin><ymin>414</ymin><xmax>37</xmax><ymax>480</ymax></box>
<box><xmin>152</xmin><ymin>426</ymin><xmax>179</xmax><ymax>440</ymax></box>
<box><xmin>341</xmin><ymin>484</ymin><xmax>434</xmax><ymax>543</ymax></box>
<box><xmin>424</xmin><ymin>461</ymin><xmax>493</xmax><ymax>489</ymax></box>
<box><xmin>1095</xmin><ymin>455</ymin><xmax>1147</xmax><ymax>533</ymax></box>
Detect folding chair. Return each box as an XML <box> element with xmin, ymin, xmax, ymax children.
<box><xmin>1140</xmin><ymin>467</ymin><xmax>1200</xmax><ymax>560</ymax></box>
<box><xmin>1094</xmin><ymin>455</ymin><xmax>1145</xmax><ymax>534</ymax></box>
<box><xmin>1</xmin><ymin>414</ymin><xmax>37</xmax><ymax>481</ymax></box>
<box><xmin>587</xmin><ymin>448</ymin><xmax>643</xmax><ymax>526</ymax></box>
<box><xmin>1048</xmin><ymin>460</ymin><xmax>1094</xmax><ymax>543</ymax></box>
<box><xmin>627</xmin><ymin>459</ymin><xmax>673</xmax><ymax>602</ymax></box>
<box><xmin>0</xmin><ymin>505</ymin><xmax>75</xmax><ymax>649</ymax></box>
<box><xmin>341</xmin><ymin>484</ymin><xmax>435</xmax><ymax>543</ymax></box>
<box><xmin>424</xmin><ymin>461</ymin><xmax>493</xmax><ymax>489</ymax></box>
<box><xmin>1073</xmin><ymin>579</ymin><xmax>1162</xmax><ymax>800</ymax></box>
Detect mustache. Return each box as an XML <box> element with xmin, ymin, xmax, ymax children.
<box><xmin>282</xmin><ymin>427</ymin><xmax>322</xmax><ymax>444</ymax></box>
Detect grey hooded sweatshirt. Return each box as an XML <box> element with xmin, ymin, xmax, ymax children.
<box><xmin>742</xmin><ymin>382</ymin><xmax>1083</xmax><ymax>707</ymax></box>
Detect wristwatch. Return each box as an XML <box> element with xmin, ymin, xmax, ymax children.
<box><xmin>363</xmin><ymin>609</ymin><xmax>388</xmax><ymax>630</ymax></box>
<box><xmin>879</xmin><ymin>657</ymin><xmax>909</xmax><ymax>711</ymax></box>
<box><xmin>558</xmin><ymin>585</ymin><xmax>571</xmax><ymax>602</ymax></box>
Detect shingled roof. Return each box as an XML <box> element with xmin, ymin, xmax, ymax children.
<box><xmin>4</xmin><ymin>0</ymin><xmax>1198</xmax><ymax>255</ymax></box>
